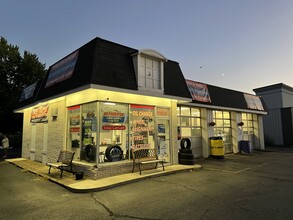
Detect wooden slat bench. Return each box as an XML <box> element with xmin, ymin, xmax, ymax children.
<box><xmin>46</xmin><ymin>150</ymin><xmax>75</xmax><ymax>178</ymax></box>
<box><xmin>132</xmin><ymin>148</ymin><xmax>165</xmax><ymax>175</ymax></box>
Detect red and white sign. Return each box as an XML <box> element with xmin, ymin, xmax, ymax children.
<box><xmin>70</xmin><ymin>127</ymin><xmax>80</xmax><ymax>132</ymax></box>
<box><xmin>102</xmin><ymin>125</ymin><xmax>126</xmax><ymax>130</ymax></box>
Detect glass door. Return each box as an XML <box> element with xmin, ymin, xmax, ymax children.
<box><xmin>157</xmin><ymin>118</ymin><xmax>170</xmax><ymax>162</ymax></box>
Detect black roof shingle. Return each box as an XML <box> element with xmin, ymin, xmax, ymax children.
<box><xmin>17</xmin><ymin>37</ymin><xmax>191</xmax><ymax>109</ymax></box>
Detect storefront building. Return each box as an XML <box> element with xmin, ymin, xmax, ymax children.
<box><xmin>15</xmin><ymin>37</ymin><xmax>267</xmax><ymax>179</ymax></box>
<box><xmin>177</xmin><ymin>80</ymin><xmax>266</xmax><ymax>159</ymax></box>
<box><xmin>15</xmin><ymin>37</ymin><xmax>192</xmax><ymax>179</ymax></box>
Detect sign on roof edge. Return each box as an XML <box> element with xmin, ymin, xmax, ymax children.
<box><xmin>45</xmin><ymin>50</ymin><xmax>79</xmax><ymax>88</ymax></box>
<box><xmin>244</xmin><ymin>93</ymin><xmax>264</xmax><ymax>111</ymax></box>
<box><xmin>186</xmin><ymin>80</ymin><xmax>211</xmax><ymax>103</ymax></box>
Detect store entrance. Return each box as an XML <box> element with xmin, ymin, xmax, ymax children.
<box><xmin>157</xmin><ymin>118</ymin><xmax>170</xmax><ymax>162</ymax></box>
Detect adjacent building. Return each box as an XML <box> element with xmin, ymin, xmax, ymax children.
<box><xmin>15</xmin><ymin>37</ymin><xmax>267</xmax><ymax>179</ymax></box>
<box><xmin>254</xmin><ymin>83</ymin><xmax>293</xmax><ymax>146</ymax></box>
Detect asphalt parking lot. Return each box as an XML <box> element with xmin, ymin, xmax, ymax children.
<box><xmin>1</xmin><ymin>147</ymin><xmax>293</xmax><ymax>219</ymax></box>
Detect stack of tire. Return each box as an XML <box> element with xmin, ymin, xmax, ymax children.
<box><xmin>178</xmin><ymin>138</ymin><xmax>197</xmax><ymax>165</ymax></box>
<box><xmin>84</xmin><ymin>144</ymin><xmax>96</xmax><ymax>162</ymax></box>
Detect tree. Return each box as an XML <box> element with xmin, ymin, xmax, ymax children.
<box><xmin>0</xmin><ymin>37</ymin><xmax>46</xmax><ymax>133</ymax></box>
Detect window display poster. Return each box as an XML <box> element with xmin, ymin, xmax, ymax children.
<box><xmin>158</xmin><ymin>124</ymin><xmax>165</xmax><ymax>133</ymax></box>
<box><xmin>130</xmin><ymin>105</ymin><xmax>154</xmax><ymax>149</ymax></box>
<box><xmin>68</xmin><ymin>105</ymin><xmax>80</xmax><ymax>126</ymax></box>
<box><xmin>102</xmin><ymin>111</ymin><xmax>125</xmax><ymax>123</ymax></box>
<box><xmin>91</xmin><ymin>118</ymin><xmax>97</xmax><ymax>132</ymax></box>
<box><xmin>83</xmin><ymin>119</ymin><xmax>92</xmax><ymax>137</ymax></box>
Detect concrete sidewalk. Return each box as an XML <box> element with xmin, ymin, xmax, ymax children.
<box><xmin>5</xmin><ymin>158</ymin><xmax>202</xmax><ymax>193</ymax></box>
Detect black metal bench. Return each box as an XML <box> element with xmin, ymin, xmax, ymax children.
<box><xmin>46</xmin><ymin>150</ymin><xmax>75</xmax><ymax>178</ymax></box>
<box><xmin>132</xmin><ymin>148</ymin><xmax>165</xmax><ymax>175</ymax></box>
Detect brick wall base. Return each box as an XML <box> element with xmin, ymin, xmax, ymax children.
<box><xmin>72</xmin><ymin>160</ymin><xmax>159</xmax><ymax>180</ymax></box>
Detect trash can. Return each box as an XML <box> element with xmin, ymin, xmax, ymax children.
<box><xmin>239</xmin><ymin>140</ymin><xmax>251</xmax><ymax>154</ymax></box>
<box><xmin>75</xmin><ymin>172</ymin><xmax>84</xmax><ymax>180</ymax></box>
<box><xmin>210</xmin><ymin>136</ymin><xmax>225</xmax><ymax>159</ymax></box>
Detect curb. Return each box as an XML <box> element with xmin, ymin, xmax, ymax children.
<box><xmin>6</xmin><ymin>158</ymin><xmax>202</xmax><ymax>193</ymax></box>
<box><xmin>66</xmin><ymin>165</ymin><xmax>202</xmax><ymax>193</ymax></box>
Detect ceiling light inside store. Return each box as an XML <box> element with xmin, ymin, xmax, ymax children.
<box><xmin>104</xmin><ymin>102</ymin><xmax>116</xmax><ymax>105</ymax></box>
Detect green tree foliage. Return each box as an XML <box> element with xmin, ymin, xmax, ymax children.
<box><xmin>0</xmin><ymin>36</ymin><xmax>46</xmax><ymax>132</ymax></box>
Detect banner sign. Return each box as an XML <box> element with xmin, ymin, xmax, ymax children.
<box><xmin>186</xmin><ymin>80</ymin><xmax>211</xmax><ymax>103</ymax></box>
<box><xmin>30</xmin><ymin>105</ymin><xmax>49</xmax><ymax>123</ymax></box>
<box><xmin>45</xmin><ymin>50</ymin><xmax>79</xmax><ymax>88</ymax></box>
<box><xmin>19</xmin><ymin>82</ymin><xmax>37</xmax><ymax>101</ymax></box>
<box><xmin>244</xmin><ymin>93</ymin><xmax>264</xmax><ymax>111</ymax></box>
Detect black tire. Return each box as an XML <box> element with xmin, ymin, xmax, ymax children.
<box><xmin>179</xmin><ymin>153</ymin><xmax>195</xmax><ymax>159</ymax></box>
<box><xmin>179</xmin><ymin>149</ymin><xmax>193</xmax><ymax>154</ymax></box>
<box><xmin>180</xmin><ymin>138</ymin><xmax>191</xmax><ymax>149</ymax></box>
<box><xmin>105</xmin><ymin>145</ymin><xmax>123</xmax><ymax>162</ymax></box>
<box><xmin>85</xmin><ymin>145</ymin><xmax>96</xmax><ymax>162</ymax></box>
<box><xmin>179</xmin><ymin>158</ymin><xmax>197</xmax><ymax>165</ymax></box>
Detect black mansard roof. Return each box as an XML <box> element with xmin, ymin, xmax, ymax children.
<box><xmin>185</xmin><ymin>79</ymin><xmax>267</xmax><ymax>112</ymax></box>
<box><xmin>17</xmin><ymin>37</ymin><xmax>191</xmax><ymax>109</ymax></box>
<box><xmin>16</xmin><ymin>37</ymin><xmax>266</xmax><ymax>113</ymax></box>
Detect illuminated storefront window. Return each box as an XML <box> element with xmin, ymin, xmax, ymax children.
<box><xmin>67</xmin><ymin>102</ymin><xmax>169</xmax><ymax>164</ymax></box>
<box><xmin>68</xmin><ymin>103</ymin><xmax>98</xmax><ymax>162</ymax></box>
<box><xmin>177</xmin><ymin>106</ymin><xmax>202</xmax><ymax>157</ymax></box>
<box><xmin>130</xmin><ymin>105</ymin><xmax>155</xmax><ymax>150</ymax></box>
<box><xmin>156</xmin><ymin>107</ymin><xmax>171</xmax><ymax>161</ymax></box>
<box><xmin>177</xmin><ymin>106</ymin><xmax>201</xmax><ymax>137</ymax></box>
<box><xmin>241</xmin><ymin>113</ymin><xmax>254</xmax><ymax>135</ymax></box>
<box><xmin>213</xmin><ymin>110</ymin><xmax>232</xmax><ymax>153</ymax></box>
<box><xmin>68</xmin><ymin>105</ymin><xmax>81</xmax><ymax>159</ymax></box>
<box><xmin>99</xmin><ymin>102</ymin><xmax>128</xmax><ymax>162</ymax></box>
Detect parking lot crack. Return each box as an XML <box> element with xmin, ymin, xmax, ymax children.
<box><xmin>91</xmin><ymin>193</ymin><xmax>163</xmax><ymax>220</ymax></box>
<box><xmin>91</xmin><ymin>193</ymin><xmax>114</xmax><ymax>216</ymax></box>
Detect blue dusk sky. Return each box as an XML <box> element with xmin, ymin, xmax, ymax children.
<box><xmin>1</xmin><ymin>0</ymin><xmax>292</xmax><ymax>93</ymax></box>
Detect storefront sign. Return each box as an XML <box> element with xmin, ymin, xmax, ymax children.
<box><xmin>30</xmin><ymin>105</ymin><xmax>49</xmax><ymax>123</ymax></box>
<box><xmin>244</xmin><ymin>93</ymin><xmax>264</xmax><ymax>111</ymax></box>
<box><xmin>156</xmin><ymin>107</ymin><xmax>170</xmax><ymax>117</ymax></box>
<box><xmin>186</xmin><ymin>80</ymin><xmax>211</xmax><ymax>103</ymax></box>
<box><xmin>102</xmin><ymin>125</ymin><xmax>126</xmax><ymax>130</ymax></box>
<box><xmin>102</xmin><ymin>111</ymin><xmax>125</xmax><ymax>123</ymax></box>
<box><xmin>45</xmin><ymin>50</ymin><xmax>79</xmax><ymax>88</ymax></box>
